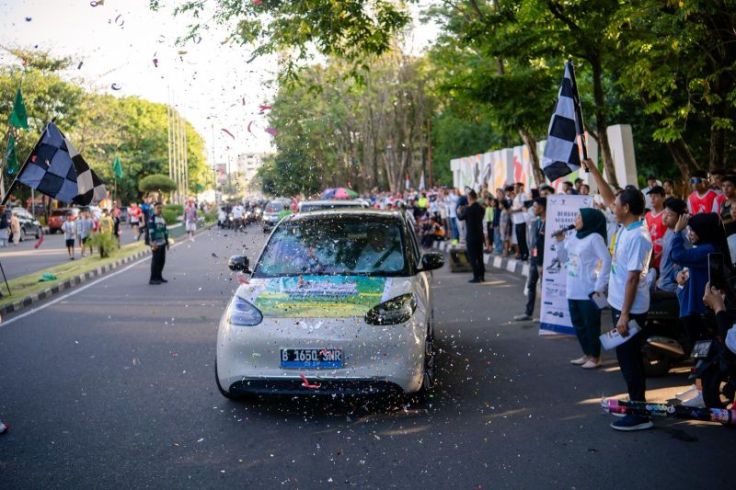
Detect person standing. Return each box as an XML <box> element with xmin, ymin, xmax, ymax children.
<box><xmin>687</xmin><ymin>170</ymin><xmax>720</xmax><ymax>215</ymax></box>
<box><xmin>149</xmin><ymin>202</ymin><xmax>169</xmax><ymax>285</ymax></box>
<box><xmin>644</xmin><ymin>186</ymin><xmax>667</xmax><ymax>269</ymax></box>
<box><xmin>457</xmin><ymin>190</ymin><xmax>486</xmax><ymax>283</ymax></box>
<box><xmin>97</xmin><ymin>209</ymin><xmax>114</xmax><ymax>258</ymax></box>
<box><xmin>10</xmin><ymin>211</ymin><xmax>20</xmax><ymax>246</ymax></box>
<box><xmin>656</xmin><ymin>198</ymin><xmax>689</xmax><ymax>293</ymax></box>
<box><xmin>76</xmin><ymin>210</ymin><xmax>93</xmax><ymax>257</ymax></box>
<box><xmin>720</xmin><ymin>175</ymin><xmax>736</xmax><ymax>265</ymax></box>
<box><xmin>138</xmin><ymin>197</ymin><xmax>152</xmax><ymax>244</ymax></box>
<box><xmin>584</xmin><ymin>159</ymin><xmax>654</xmax><ymax>431</ymax></box>
<box><xmin>511</xmin><ymin>182</ymin><xmax>529</xmax><ymax>261</ymax></box>
<box><xmin>128</xmin><ymin>203</ymin><xmax>140</xmax><ymax>236</ymax></box>
<box><xmin>184</xmin><ymin>199</ymin><xmax>198</xmax><ymax>240</ymax></box>
<box><xmin>447</xmin><ymin>189</ymin><xmax>459</xmax><ymax>243</ymax></box>
<box><xmin>484</xmin><ymin>196</ymin><xmax>495</xmax><ymax>252</ymax></box>
<box><xmin>554</xmin><ymin>208</ymin><xmax>611</xmax><ymax>368</ymax></box>
<box><xmin>514</xmin><ymin>197</ymin><xmax>547</xmax><ymax>321</ymax></box>
<box><xmin>641</xmin><ymin>175</ymin><xmax>659</xmax><ymax>210</ymax></box>
<box><xmin>62</xmin><ymin>211</ymin><xmax>77</xmax><ymax>260</ymax></box>
<box><xmin>0</xmin><ymin>207</ymin><xmax>9</xmax><ymax>248</ymax></box>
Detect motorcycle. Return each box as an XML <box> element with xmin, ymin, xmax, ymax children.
<box><xmin>641</xmin><ymin>291</ymin><xmax>691</xmax><ymax>377</ymax></box>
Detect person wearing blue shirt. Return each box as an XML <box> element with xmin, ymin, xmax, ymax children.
<box><xmin>656</xmin><ymin>198</ymin><xmax>688</xmax><ymax>293</ymax></box>
<box><xmin>671</xmin><ymin>212</ymin><xmax>731</xmax><ymax>351</ymax></box>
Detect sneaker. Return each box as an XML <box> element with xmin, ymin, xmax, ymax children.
<box><xmin>570</xmin><ymin>356</ymin><xmax>588</xmax><ymax>365</ymax></box>
<box><xmin>581</xmin><ymin>359</ymin><xmax>601</xmax><ymax>369</ymax></box>
<box><xmin>610</xmin><ymin>414</ymin><xmax>654</xmax><ymax>431</ymax></box>
<box><xmin>0</xmin><ymin>420</ymin><xmax>8</xmax><ymax>434</ymax></box>
<box><xmin>160</xmin><ymin>278</ymin><xmax>169</xmax><ymax>283</ymax></box>
<box><xmin>680</xmin><ymin>392</ymin><xmax>705</xmax><ymax>408</ymax></box>
<box><xmin>149</xmin><ymin>280</ymin><xmax>162</xmax><ymax>285</ymax></box>
<box><xmin>513</xmin><ymin>314</ymin><xmax>532</xmax><ymax>321</ymax></box>
<box><xmin>676</xmin><ymin>384</ymin><xmax>698</xmax><ymax>400</ymax></box>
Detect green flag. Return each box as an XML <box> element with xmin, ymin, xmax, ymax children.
<box><xmin>9</xmin><ymin>89</ymin><xmax>28</xmax><ymax>129</ymax></box>
<box><xmin>112</xmin><ymin>156</ymin><xmax>124</xmax><ymax>178</ymax></box>
<box><xmin>5</xmin><ymin>134</ymin><xmax>18</xmax><ymax>175</ymax></box>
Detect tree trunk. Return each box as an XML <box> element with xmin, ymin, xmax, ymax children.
<box><xmin>666</xmin><ymin>138</ymin><xmax>700</xmax><ymax>180</ymax></box>
<box><xmin>519</xmin><ymin>128</ymin><xmax>544</xmax><ymax>185</ymax></box>
<box><xmin>590</xmin><ymin>56</ymin><xmax>618</xmax><ymax>187</ymax></box>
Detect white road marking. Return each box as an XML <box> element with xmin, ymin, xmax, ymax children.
<box><xmin>0</xmin><ymin>235</ymin><xmax>195</xmax><ymax>327</ymax></box>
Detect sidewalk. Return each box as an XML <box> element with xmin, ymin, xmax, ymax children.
<box><xmin>431</xmin><ymin>240</ymin><xmax>531</xmax><ymax>277</ymax></box>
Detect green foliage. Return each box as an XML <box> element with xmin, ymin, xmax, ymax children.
<box><xmin>139</xmin><ymin>174</ymin><xmax>177</xmax><ymax>194</ymax></box>
<box><xmin>0</xmin><ymin>49</ymin><xmax>210</xmax><ymax>205</ymax></box>
<box><xmin>87</xmin><ymin>231</ymin><xmax>118</xmax><ymax>258</ymax></box>
<box><xmin>162</xmin><ymin>209</ymin><xmax>180</xmax><ymax>225</ymax></box>
<box><xmin>160</xmin><ymin>0</ymin><xmax>412</xmax><ymax>81</ymax></box>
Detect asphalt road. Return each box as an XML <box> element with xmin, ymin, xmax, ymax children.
<box><xmin>0</xmin><ymin>226</ymin><xmax>139</xmax><ymax>281</ymax></box>
<box><xmin>0</xmin><ymin>226</ymin><xmax>731</xmax><ymax>489</ymax></box>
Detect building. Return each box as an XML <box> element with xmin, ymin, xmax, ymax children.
<box><xmin>234</xmin><ymin>152</ymin><xmax>272</xmax><ymax>183</ymax></box>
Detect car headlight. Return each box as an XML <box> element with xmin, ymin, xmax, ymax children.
<box><xmin>365</xmin><ymin>293</ymin><xmax>417</xmax><ymax>325</ymax></box>
<box><xmin>227</xmin><ymin>296</ymin><xmax>263</xmax><ymax>326</ymax></box>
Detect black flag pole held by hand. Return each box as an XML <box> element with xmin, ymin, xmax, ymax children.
<box><xmin>541</xmin><ymin>60</ymin><xmax>589</xmax><ymax>181</ymax></box>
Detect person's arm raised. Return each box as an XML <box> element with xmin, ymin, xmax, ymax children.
<box><xmin>582</xmin><ymin>159</ymin><xmax>615</xmax><ymax>208</ymax></box>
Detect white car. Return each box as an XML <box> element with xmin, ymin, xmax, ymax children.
<box><xmin>216</xmin><ymin>209</ymin><xmax>444</xmax><ymax>399</ymax></box>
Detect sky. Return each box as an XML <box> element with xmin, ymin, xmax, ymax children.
<box><xmin>0</xmin><ymin>0</ymin><xmax>437</xmax><ymax>167</ymax></box>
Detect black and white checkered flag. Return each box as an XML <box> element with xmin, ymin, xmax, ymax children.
<box><xmin>5</xmin><ymin>122</ymin><xmax>106</xmax><ymax>205</ymax></box>
<box><xmin>541</xmin><ymin>61</ymin><xmax>587</xmax><ymax>181</ymax></box>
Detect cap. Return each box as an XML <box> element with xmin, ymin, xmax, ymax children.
<box><xmin>646</xmin><ymin>185</ymin><xmax>665</xmax><ymax>195</ymax></box>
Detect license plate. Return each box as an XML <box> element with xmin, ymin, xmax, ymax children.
<box><xmin>280</xmin><ymin>348</ymin><xmax>344</xmax><ymax>369</ymax></box>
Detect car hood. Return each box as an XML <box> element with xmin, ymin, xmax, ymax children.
<box><xmin>234</xmin><ymin>275</ymin><xmax>413</xmax><ymax>318</ymax></box>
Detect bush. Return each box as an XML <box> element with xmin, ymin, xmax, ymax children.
<box><xmin>87</xmin><ymin>231</ymin><xmax>118</xmax><ymax>258</ymax></box>
<box><xmin>139</xmin><ymin>174</ymin><xmax>177</xmax><ymax>194</ymax></box>
<box><xmin>161</xmin><ymin>210</ymin><xmax>180</xmax><ymax>225</ymax></box>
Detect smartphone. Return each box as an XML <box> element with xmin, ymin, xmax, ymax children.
<box><xmin>708</xmin><ymin>253</ymin><xmax>728</xmax><ymax>291</ymax></box>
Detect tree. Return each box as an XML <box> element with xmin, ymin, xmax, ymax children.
<box><xmin>138</xmin><ymin>174</ymin><xmax>177</xmax><ymax>194</ymax></box>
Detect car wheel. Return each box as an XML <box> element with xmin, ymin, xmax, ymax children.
<box><xmin>215</xmin><ymin>360</ymin><xmax>246</xmax><ymax>401</ymax></box>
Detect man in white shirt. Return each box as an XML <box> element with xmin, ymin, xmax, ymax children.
<box><xmin>585</xmin><ymin>159</ymin><xmax>654</xmax><ymax>432</ymax></box>
<box><xmin>511</xmin><ymin>182</ymin><xmax>529</xmax><ymax>261</ymax></box>
<box><xmin>447</xmin><ymin>190</ymin><xmax>459</xmax><ymax>243</ymax></box>
<box><xmin>232</xmin><ymin>204</ymin><xmax>245</xmax><ymax>229</ymax></box>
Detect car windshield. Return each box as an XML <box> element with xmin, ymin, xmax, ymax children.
<box><xmin>253</xmin><ymin>216</ymin><xmax>407</xmax><ymax>277</ymax></box>
<box><xmin>265</xmin><ymin>201</ymin><xmax>284</xmax><ymax>213</ymax></box>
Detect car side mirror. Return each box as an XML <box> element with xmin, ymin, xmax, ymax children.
<box><xmin>228</xmin><ymin>255</ymin><xmax>250</xmax><ymax>273</ymax></box>
<box><xmin>420</xmin><ymin>252</ymin><xmax>444</xmax><ymax>272</ymax></box>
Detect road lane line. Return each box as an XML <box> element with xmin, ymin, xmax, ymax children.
<box><xmin>0</xmin><ymin>234</ymin><xmax>199</xmax><ymax>327</ymax></box>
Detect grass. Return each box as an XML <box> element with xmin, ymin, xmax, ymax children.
<box><xmin>0</xmin><ymin>240</ymin><xmax>148</xmax><ymax>310</ymax></box>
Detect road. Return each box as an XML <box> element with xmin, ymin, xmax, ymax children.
<box><xmin>0</xmin><ymin>226</ymin><xmax>731</xmax><ymax>489</ymax></box>
<box><xmin>0</xmin><ymin>226</ymin><xmax>140</xmax><ymax>281</ymax></box>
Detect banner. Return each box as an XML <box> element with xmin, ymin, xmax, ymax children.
<box><xmin>539</xmin><ymin>194</ymin><xmax>594</xmax><ymax>335</ymax></box>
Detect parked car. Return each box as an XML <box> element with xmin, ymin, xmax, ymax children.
<box><xmin>8</xmin><ymin>207</ymin><xmax>42</xmax><ymax>242</ymax></box>
<box><xmin>48</xmin><ymin>208</ymin><xmax>80</xmax><ymax>234</ymax></box>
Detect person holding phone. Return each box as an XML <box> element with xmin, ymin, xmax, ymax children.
<box><xmin>671</xmin><ymin>212</ymin><xmax>731</xmax><ymax>350</ymax></box>
<box><xmin>554</xmin><ymin>208</ymin><xmax>611</xmax><ymax>368</ymax></box>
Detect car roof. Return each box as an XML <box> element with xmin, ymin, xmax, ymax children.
<box><xmin>299</xmin><ymin>199</ymin><xmax>368</xmax><ymax>206</ymax></box>
<box><xmin>285</xmin><ymin>208</ymin><xmax>403</xmax><ymax>222</ymax></box>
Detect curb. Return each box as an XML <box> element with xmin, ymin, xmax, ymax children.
<box><xmin>431</xmin><ymin>240</ymin><xmax>530</xmax><ymax>277</ymax></box>
<box><xmin>0</xmin><ymin>248</ymin><xmax>152</xmax><ymax>318</ymax></box>
<box><xmin>0</xmin><ymin>222</ymin><xmax>216</xmax><ymax>319</ymax></box>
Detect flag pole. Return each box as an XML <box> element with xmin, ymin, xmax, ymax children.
<box><xmin>567</xmin><ymin>60</ymin><xmax>589</xmax><ymax>163</ymax></box>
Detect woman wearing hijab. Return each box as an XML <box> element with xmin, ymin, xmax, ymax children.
<box><xmin>672</xmin><ymin>212</ymin><xmax>731</xmax><ymax>348</ymax></box>
<box><xmin>556</xmin><ymin>208</ymin><xmax>612</xmax><ymax>369</ymax></box>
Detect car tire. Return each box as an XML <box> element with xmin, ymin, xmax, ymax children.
<box><xmin>215</xmin><ymin>360</ymin><xmax>246</xmax><ymax>401</ymax></box>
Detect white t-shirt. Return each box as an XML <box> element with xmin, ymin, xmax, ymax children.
<box><xmin>558</xmin><ymin>233</ymin><xmax>611</xmax><ymax>300</ymax></box>
<box><xmin>232</xmin><ymin>206</ymin><xmax>244</xmax><ymax>219</ymax></box>
<box><xmin>511</xmin><ymin>193</ymin><xmax>527</xmax><ymax>225</ymax></box>
<box><xmin>448</xmin><ymin>195</ymin><xmax>458</xmax><ymax>219</ymax></box>
<box><xmin>607</xmin><ymin>220</ymin><xmax>652</xmax><ymax>314</ymax></box>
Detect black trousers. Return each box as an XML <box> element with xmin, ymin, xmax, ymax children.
<box><xmin>466</xmin><ymin>239</ymin><xmax>485</xmax><ymax>281</ymax></box>
<box><xmin>515</xmin><ymin>223</ymin><xmax>528</xmax><ymax>260</ymax></box>
<box><xmin>611</xmin><ymin>309</ymin><xmax>648</xmax><ymax>402</ymax></box>
<box><xmin>150</xmin><ymin>245</ymin><xmax>166</xmax><ymax>281</ymax></box>
<box><xmin>525</xmin><ymin>257</ymin><xmax>540</xmax><ymax>316</ymax></box>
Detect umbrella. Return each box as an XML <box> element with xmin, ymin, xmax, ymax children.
<box><xmin>334</xmin><ymin>187</ymin><xmax>359</xmax><ymax>199</ymax></box>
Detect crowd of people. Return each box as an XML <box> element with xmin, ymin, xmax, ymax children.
<box><xmin>336</xmin><ymin>165</ymin><xmax>736</xmax><ymax>432</ymax></box>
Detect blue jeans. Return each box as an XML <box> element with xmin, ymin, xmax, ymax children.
<box><xmin>449</xmin><ymin>217</ymin><xmax>459</xmax><ymax>241</ymax></box>
<box><xmin>568</xmin><ymin>299</ymin><xmax>602</xmax><ymax>357</ymax></box>
<box><xmin>493</xmin><ymin>227</ymin><xmax>502</xmax><ymax>254</ymax></box>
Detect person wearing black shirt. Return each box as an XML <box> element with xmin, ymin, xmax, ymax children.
<box><xmin>515</xmin><ymin>198</ymin><xmax>546</xmax><ymax>321</ymax></box>
<box><xmin>458</xmin><ymin>190</ymin><xmax>486</xmax><ymax>283</ymax></box>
